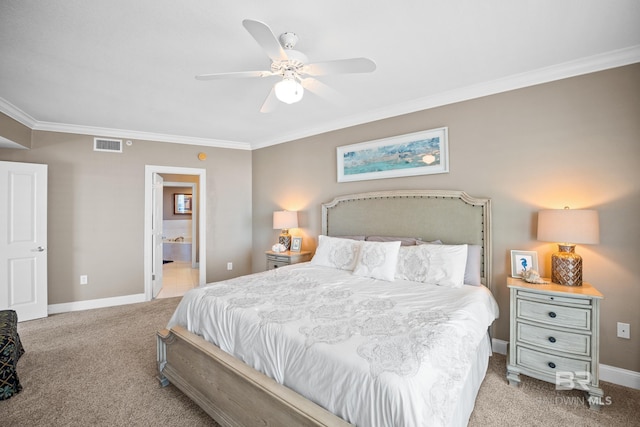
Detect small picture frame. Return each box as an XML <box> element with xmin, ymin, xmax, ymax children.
<box><xmin>511</xmin><ymin>250</ymin><xmax>538</xmax><ymax>278</ymax></box>
<box><xmin>290</xmin><ymin>237</ymin><xmax>302</xmax><ymax>252</ymax></box>
<box><xmin>174</xmin><ymin>193</ymin><xmax>192</xmax><ymax>214</ymax></box>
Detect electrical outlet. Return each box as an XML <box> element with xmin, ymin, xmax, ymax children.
<box><xmin>80</xmin><ymin>275</ymin><xmax>88</xmax><ymax>285</ymax></box>
<box><xmin>227</xmin><ymin>262</ymin><xmax>233</xmax><ymax>271</ymax></box>
<box><xmin>617</xmin><ymin>322</ymin><xmax>630</xmax><ymax>339</ymax></box>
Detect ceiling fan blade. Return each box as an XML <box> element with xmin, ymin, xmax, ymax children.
<box><xmin>242</xmin><ymin>19</ymin><xmax>288</xmax><ymax>63</ymax></box>
<box><xmin>301</xmin><ymin>78</ymin><xmax>347</xmax><ymax>105</ymax></box>
<box><xmin>302</xmin><ymin>58</ymin><xmax>376</xmax><ymax>76</ymax></box>
<box><xmin>195</xmin><ymin>70</ymin><xmax>273</xmax><ymax>80</ymax></box>
<box><xmin>260</xmin><ymin>87</ymin><xmax>279</xmax><ymax>113</ymax></box>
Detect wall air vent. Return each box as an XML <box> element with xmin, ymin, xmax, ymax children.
<box><xmin>94</xmin><ymin>137</ymin><xmax>123</xmax><ymax>153</ymax></box>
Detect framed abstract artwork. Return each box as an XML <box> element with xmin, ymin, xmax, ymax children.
<box><xmin>336</xmin><ymin>127</ymin><xmax>449</xmax><ymax>182</ymax></box>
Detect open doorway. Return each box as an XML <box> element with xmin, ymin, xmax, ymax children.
<box><xmin>144</xmin><ymin>165</ymin><xmax>206</xmax><ymax>301</ymax></box>
<box><xmin>157</xmin><ymin>180</ymin><xmax>198</xmax><ymax>298</ymax></box>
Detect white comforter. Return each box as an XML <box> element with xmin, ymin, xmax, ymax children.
<box><xmin>168</xmin><ymin>263</ymin><xmax>499</xmax><ymax>426</ymax></box>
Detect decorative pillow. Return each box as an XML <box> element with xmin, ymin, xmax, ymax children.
<box><xmin>310</xmin><ymin>235</ymin><xmax>362</xmax><ymax>271</ymax></box>
<box><xmin>365</xmin><ymin>236</ymin><xmax>421</xmax><ymax>246</ymax></box>
<box><xmin>396</xmin><ymin>244</ymin><xmax>468</xmax><ymax>288</ymax></box>
<box><xmin>353</xmin><ymin>241</ymin><xmax>401</xmax><ymax>281</ymax></box>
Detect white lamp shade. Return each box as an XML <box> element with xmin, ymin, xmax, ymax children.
<box><xmin>274</xmin><ymin>79</ymin><xmax>304</xmax><ymax>104</ymax></box>
<box><xmin>537</xmin><ymin>209</ymin><xmax>599</xmax><ymax>244</ymax></box>
<box><xmin>273</xmin><ymin>210</ymin><xmax>298</xmax><ymax>230</ymax></box>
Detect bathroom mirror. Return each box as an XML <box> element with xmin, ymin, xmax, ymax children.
<box><xmin>174</xmin><ymin>193</ymin><xmax>192</xmax><ymax>215</ymax></box>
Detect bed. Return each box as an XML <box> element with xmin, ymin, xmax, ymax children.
<box><xmin>157</xmin><ymin>189</ymin><xmax>498</xmax><ymax>426</ymax></box>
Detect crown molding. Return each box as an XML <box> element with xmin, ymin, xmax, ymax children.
<box><xmin>31</xmin><ymin>121</ymin><xmax>251</xmax><ymax>150</ymax></box>
<box><xmin>0</xmin><ymin>97</ymin><xmax>250</xmax><ymax>150</ymax></box>
<box><xmin>0</xmin><ymin>97</ymin><xmax>38</xmax><ymax>128</ymax></box>
<box><xmin>250</xmin><ymin>45</ymin><xmax>640</xmax><ymax>150</ymax></box>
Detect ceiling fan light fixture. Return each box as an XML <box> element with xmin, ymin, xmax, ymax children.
<box><xmin>275</xmin><ymin>78</ymin><xmax>304</xmax><ymax>104</ymax></box>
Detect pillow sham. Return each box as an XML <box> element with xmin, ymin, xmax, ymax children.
<box><xmin>416</xmin><ymin>240</ymin><xmax>482</xmax><ymax>286</ymax></box>
<box><xmin>353</xmin><ymin>240</ymin><xmax>401</xmax><ymax>281</ymax></box>
<box><xmin>396</xmin><ymin>244</ymin><xmax>468</xmax><ymax>288</ymax></box>
<box><xmin>310</xmin><ymin>235</ymin><xmax>362</xmax><ymax>271</ymax></box>
<box><xmin>365</xmin><ymin>236</ymin><xmax>421</xmax><ymax>246</ymax></box>
<box><xmin>335</xmin><ymin>235</ymin><xmax>366</xmax><ymax>241</ymax></box>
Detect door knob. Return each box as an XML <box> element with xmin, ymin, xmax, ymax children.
<box><xmin>32</xmin><ymin>246</ymin><xmax>46</xmax><ymax>252</ymax></box>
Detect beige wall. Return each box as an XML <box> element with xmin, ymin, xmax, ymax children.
<box><xmin>0</xmin><ymin>131</ymin><xmax>253</xmax><ymax>304</ymax></box>
<box><xmin>252</xmin><ymin>64</ymin><xmax>640</xmax><ymax>372</ymax></box>
<box><xmin>0</xmin><ymin>113</ymin><xmax>31</xmax><ymax>148</ymax></box>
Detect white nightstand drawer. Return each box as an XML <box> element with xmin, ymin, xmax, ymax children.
<box><xmin>517</xmin><ymin>290</ymin><xmax>591</xmax><ymax>306</ymax></box>
<box><xmin>517</xmin><ymin>323</ymin><xmax>591</xmax><ymax>356</ymax></box>
<box><xmin>517</xmin><ymin>347</ymin><xmax>590</xmax><ymax>378</ymax></box>
<box><xmin>267</xmin><ymin>259</ymin><xmax>289</xmax><ymax>269</ymax></box>
<box><xmin>517</xmin><ymin>299</ymin><xmax>591</xmax><ymax>331</ymax></box>
<box><xmin>267</xmin><ymin>254</ymin><xmax>290</xmax><ymax>262</ymax></box>
<box><xmin>265</xmin><ymin>250</ymin><xmax>311</xmax><ymax>270</ymax></box>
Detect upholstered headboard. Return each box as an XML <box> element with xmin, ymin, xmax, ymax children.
<box><xmin>321</xmin><ymin>190</ymin><xmax>493</xmax><ymax>292</ymax></box>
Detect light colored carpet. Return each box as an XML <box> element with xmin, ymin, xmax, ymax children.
<box><xmin>2</xmin><ymin>297</ymin><xmax>638</xmax><ymax>426</ymax></box>
<box><xmin>469</xmin><ymin>353</ymin><xmax>640</xmax><ymax>427</ymax></box>
<box><xmin>4</xmin><ymin>298</ymin><xmax>217</xmax><ymax>426</ymax></box>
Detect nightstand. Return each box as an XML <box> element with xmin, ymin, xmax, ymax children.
<box><xmin>265</xmin><ymin>250</ymin><xmax>311</xmax><ymax>270</ymax></box>
<box><xmin>506</xmin><ymin>277</ymin><xmax>604</xmax><ymax>409</ymax></box>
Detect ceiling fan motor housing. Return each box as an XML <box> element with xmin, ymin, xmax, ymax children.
<box><xmin>279</xmin><ymin>32</ymin><xmax>298</xmax><ymax>49</ymax></box>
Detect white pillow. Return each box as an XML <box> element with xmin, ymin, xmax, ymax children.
<box><xmin>310</xmin><ymin>235</ymin><xmax>362</xmax><ymax>271</ymax></box>
<box><xmin>417</xmin><ymin>241</ymin><xmax>482</xmax><ymax>286</ymax></box>
<box><xmin>353</xmin><ymin>241</ymin><xmax>401</xmax><ymax>281</ymax></box>
<box><xmin>396</xmin><ymin>244</ymin><xmax>468</xmax><ymax>288</ymax></box>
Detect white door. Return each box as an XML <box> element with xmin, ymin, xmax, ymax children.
<box><xmin>151</xmin><ymin>173</ymin><xmax>164</xmax><ymax>298</ymax></box>
<box><xmin>0</xmin><ymin>161</ymin><xmax>48</xmax><ymax>321</ymax></box>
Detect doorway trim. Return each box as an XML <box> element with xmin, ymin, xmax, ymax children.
<box><xmin>144</xmin><ymin>165</ymin><xmax>206</xmax><ymax>301</ymax></box>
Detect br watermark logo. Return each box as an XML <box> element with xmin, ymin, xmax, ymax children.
<box><xmin>555</xmin><ymin>371</ymin><xmax>612</xmax><ymax>406</ymax></box>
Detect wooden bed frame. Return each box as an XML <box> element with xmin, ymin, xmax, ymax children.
<box><xmin>157</xmin><ymin>189</ymin><xmax>492</xmax><ymax>426</ymax></box>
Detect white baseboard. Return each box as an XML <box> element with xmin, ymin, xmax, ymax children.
<box><xmin>48</xmin><ymin>293</ymin><xmax>146</xmax><ymax>315</ymax></box>
<box><xmin>492</xmin><ymin>338</ymin><xmax>640</xmax><ymax>390</ymax></box>
<box><xmin>599</xmin><ymin>364</ymin><xmax>640</xmax><ymax>390</ymax></box>
<box><xmin>492</xmin><ymin>338</ymin><xmax>508</xmax><ymax>355</ymax></box>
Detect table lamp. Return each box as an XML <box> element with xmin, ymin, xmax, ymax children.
<box><xmin>273</xmin><ymin>210</ymin><xmax>298</xmax><ymax>250</ymax></box>
<box><xmin>537</xmin><ymin>207</ymin><xmax>599</xmax><ymax>286</ymax></box>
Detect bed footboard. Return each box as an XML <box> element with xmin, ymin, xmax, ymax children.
<box><xmin>157</xmin><ymin>326</ymin><xmax>351</xmax><ymax>427</ymax></box>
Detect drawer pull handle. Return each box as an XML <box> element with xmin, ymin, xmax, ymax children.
<box><xmin>548</xmin><ymin>362</ymin><xmax>556</xmax><ymax>369</ymax></box>
<box><xmin>548</xmin><ymin>336</ymin><xmax>556</xmax><ymax>343</ymax></box>
<box><xmin>548</xmin><ymin>312</ymin><xmax>557</xmax><ymax>318</ymax></box>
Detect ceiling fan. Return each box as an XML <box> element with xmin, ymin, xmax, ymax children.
<box><xmin>196</xmin><ymin>19</ymin><xmax>376</xmax><ymax>113</ymax></box>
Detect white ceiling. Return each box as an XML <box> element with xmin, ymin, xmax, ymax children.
<box><xmin>1</xmin><ymin>1</ymin><xmax>639</xmax><ymax>150</ymax></box>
